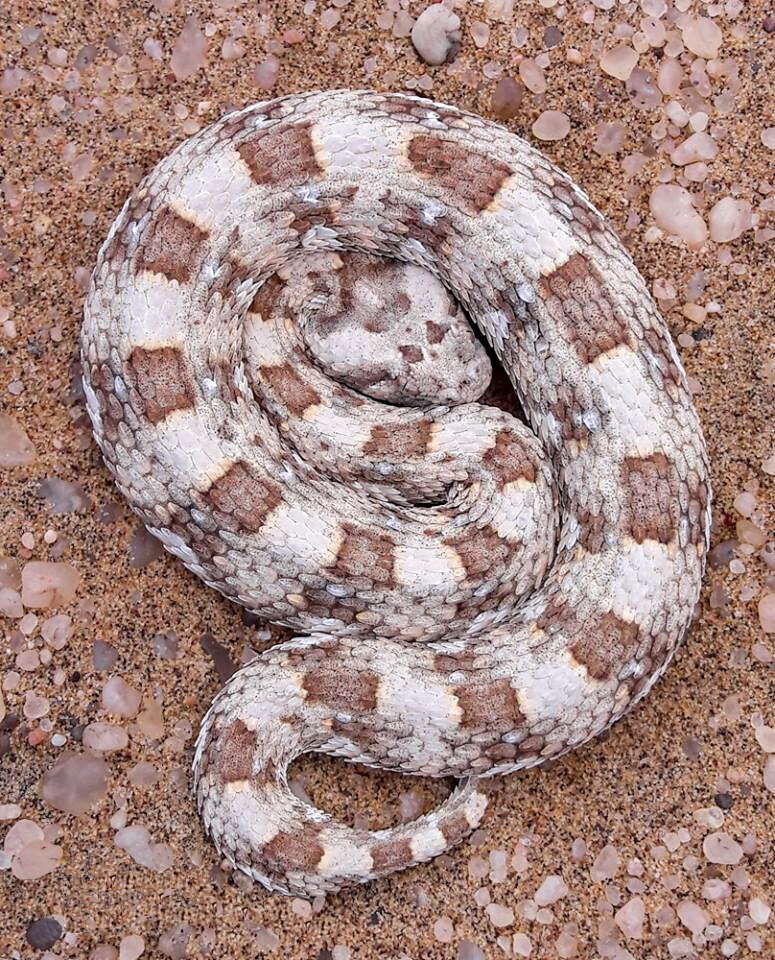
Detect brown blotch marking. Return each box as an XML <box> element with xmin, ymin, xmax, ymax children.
<box><xmin>288</xmin><ymin>200</ymin><xmax>338</xmax><ymax>235</ymax></box>
<box><xmin>540</xmin><ymin>253</ymin><xmax>630</xmax><ymax>364</ymax></box>
<box><xmin>302</xmin><ymin>663</ymin><xmax>379</xmax><ymax>714</ymax></box>
<box><xmin>454</xmin><ymin>678</ymin><xmax>525</xmax><ymax>733</ymax></box>
<box><xmin>215</xmin><ymin>719</ymin><xmax>256</xmax><ymax>784</ymax></box>
<box><xmin>128</xmin><ymin>346</ymin><xmax>194</xmax><ymax>424</ymax></box>
<box><xmin>426</xmin><ymin>320</ymin><xmax>448</xmax><ymax>344</ymax></box>
<box><xmin>136</xmin><ymin>206</ymin><xmax>209</xmax><ymax>284</ymax></box>
<box><xmin>203</xmin><ymin>461</ymin><xmax>282</xmax><ymax>534</ymax></box>
<box><xmin>440</xmin><ymin>808</ymin><xmax>476</xmax><ymax>846</ymax></box>
<box><xmin>433</xmin><ymin>648</ymin><xmax>478</xmax><ymax>676</ymax></box>
<box><xmin>260</xmin><ymin>363</ymin><xmax>321</xmax><ymax>417</ymax></box>
<box><xmin>444</xmin><ymin>526</ymin><xmax>517</xmax><ymax>580</ymax></box>
<box><xmin>570</xmin><ymin>612</ymin><xmax>641</xmax><ymax>682</ymax></box>
<box><xmin>686</xmin><ymin>470</ymin><xmax>710</xmax><ymax>547</ymax></box>
<box><xmin>262</xmin><ymin>824</ymin><xmax>324</xmax><ymax>874</ymax></box>
<box><xmin>398</xmin><ymin>344</ymin><xmax>424</xmax><ymax>364</ymax></box>
<box><xmin>249</xmin><ymin>274</ymin><xmax>287</xmax><ymax>318</ymax></box>
<box><xmin>408</xmin><ymin>135</ymin><xmax>513</xmax><ymax>214</ymax></box>
<box><xmin>643</xmin><ymin>327</ymin><xmax>684</xmax><ymax>395</ymax></box>
<box><xmin>329</xmin><ymin>523</ymin><xmax>397</xmax><ymax>586</ymax></box>
<box><xmin>483</xmin><ymin>429</ymin><xmax>537</xmax><ymax>487</ymax></box>
<box><xmin>577</xmin><ymin>508</ymin><xmax>607</xmax><ymax>554</ymax></box>
<box><xmin>550</xmin><ymin>385</ymin><xmax>593</xmax><ymax>443</ymax></box>
<box><xmin>370</xmin><ymin>836</ymin><xmax>415</xmax><ymax>873</ymax></box>
<box><xmin>364</xmin><ymin>419</ymin><xmax>432</xmax><ymax>458</ymax></box>
<box><xmin>620</xmin><ymin>452</ymin><xmax>678</xmax><ymax>544</ymax></box>
<box><xmin>238</xmin><ymin>122</ymin><xmax>322</xmax><ymax>187</ymax></box>
<box><xmin>535</xmin><ymin>596</ymin><xmax>583</xmax><ymax>638</ymax></box>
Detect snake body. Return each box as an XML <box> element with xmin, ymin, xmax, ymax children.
<box><xmin>81</xmin><ymin>91</ymin><xmax>711</xmax><ymax>897</ymax></box>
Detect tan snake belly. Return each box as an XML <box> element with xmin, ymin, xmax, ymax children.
<box><xmin>81</xmin><ymin>90</ymin><xmax>711</xmax><ymax>898</ymax></box>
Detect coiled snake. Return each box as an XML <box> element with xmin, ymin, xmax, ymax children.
<box><xmin>81</xmin><ymin>90</ymin><xmax>711</xmax><ymax>897</ymax></box>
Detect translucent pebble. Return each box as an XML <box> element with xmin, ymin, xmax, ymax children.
<box><xmin>486</xmin><ymin>903</ymin><xmax>514</xmax><ymax>927</ymax></box>
<box><xmin>83</xmin><ymin>722</ymin><xmax>129</xmax><ymax>752</ymax></box>
<box><xmin>703</xmin><ymin>831</ymin><xmax>743</xmax><ymax>864</ymax></box>
<box><xmin>649</xmin><ymin>184</ymin><xmax>707</xmax><ymax>247</ymax></box>
<box><xmin>24</xmin><ymin>691</ymin><xmax>50</xmax><ymax>719</ymax></box>
<box><xmin>169</xmin><ymin>17</ymin><xmax>207</xmax><ymax>80</ymax></box>
<box><xmin>0</xmin><ymin>587</ymin><xmax>23</xmax><ymax>617</ymax></box>
<box><xmin>433</xmin><ymin>917</ymin><xmax>454</xmax><ymax>943</ymax></box>
<box><xmin>253</xmin><ymin>56</ymin><xmax>280</xmax><ymax>90</ymax></box>
<box><xmin>518</xmin><ymin>58</ymin><xmax>546</xmax><ymax>93</ymax></box>
<box><xmin>600</xmin><ymin>45</ymin><xmax>638</xmax><ymax>80</ymax></box>
<box><xmin>0</xmin><ymin>803</ymin><xmax>21</xmax><ymax>820</ymax></box>
<box><xmin>40</xmin><ymin>751</ymin><xmax>110</xmax><ymax>814</ymax></box>
<box><xmin>682</xmin><ymin>17</ymin><xmax>723</xmax><ymax>58</ymax></box>
<box><xmin>118</xmin><ymin>935</ymin><xmax>145</xmax><ymax>960</ymax></box>
<box><xmin>764</xmin><ymin>756</ymin><xmax>775</xmax><ymax>792</ymax></box>
<box><xmin>677</xmin><ymin>900</ymin><xmax>708</xmax><ymax>935</ymax></box>
<box><xmin>708</xmin><ymin>198</ymin><xmax>753</xmax><ymax>242</ymax></box>
<box><xmin>102</xmin><ymin>676</ymin><xmax>142</xmax><ymax>718</ymax></box>
<box><xmin>0</xmin><ymin>414</ymin><xmax>37</xmax><ymax>467</ymax></box>
<box><xmin>4</xmin><ymin>819</ymin><xmax>44</xmax><ymax>856</ymax></box>
<box><xmin>721</xmin><ymin>940</ymin><xmax>739</xmax><ymax>957</ymax></box>
<box><xmin>571</xmin><ymin>838</ymin><xmax>587</xmax><ymax>861</ymax></box>
<box><xmin>755</xmin><ymin>726</ymin><xmax>775</xmax><ymax>752</ymax></box>
<box><xmin>410</xmin><ymin>4</ymin><xmax>460</xmax><ymax>65</ymax></box>
<box><xmin>555</xmin><ymin>930</ymin><xmax>578</xmax><ymax>957</ymax></box>
<box><xmin>671</xmin><ymin>132</ymin><xmax>718</xmax><ymax>165</ymax></box>
<box><xmin>458</xmin><ymin>942</ymin><xmax>485</xmax><ymax>960</ymax></box>
<box><xmin>534</xmin><ymin>874</ymin><xmax>569</xmax><ymax>905</ymax></box>
<box><xmin>470</xmin><ymin>21</ymin><xmax>490</xmax><ymax>48</ymax></box>
<box><xmin>532</xmin><ymin>110</ymin><xmax>570</xmax><ymax>141</ymax></box>
<box><xmin>115</xmin><ymin>824</ymin><xmax>174</xmax><ymax>872</ymax></box>
<box><xmin>492</xmin><ymin>76</ymin><xmax>524</xmax><ymax>120</ymax></box>
<box><xmin>748</xmin><ymin>898</ymin><xmax>770</xmax><ymax>924</ymax></box>
<box><xmin>762</xmin><ymin>128</ymin><xmax>775</xmax><ymax>149</ymax></box>
<box><xmin>21</xmin><ymin>561</ymin><xmax>81</xmax><ymax>609</ymax></box>
<box><xmin>615</xmin><ymin>896</ymin><xmax>645</xmax><ymax>939</ymax></box>
<box><xmin>41</xmin><ymin>614</ymin><xmax>72</xmax><ymax>649</ymax></box>
<box><xmin>512</xmin><ymin>932</ymin><xmax>532</xmax><ymax>957</ymax></box>
<box><xmin>593</xmin><ymin>122</ymin><xmax>626</xmax><ymax>155</ymax></box>
<box><xmin>591</xmin><ymin>844</ymin><xmax>621</xmax><ymax>881</ymax></box>
<box><xmin>12</xmin><ymin>839</ymin><xmax>63</xmax><ymax>880</ymax></box>
<box><xmin>668</xmin><ymin>938</ymin><xmax>694</xmax><ymax>958</ymax></box>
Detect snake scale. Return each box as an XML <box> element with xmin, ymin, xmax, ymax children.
<box><xmin>81</xmin><ymin>90</ymin><xmax>711</xmax><ymax>897</ymax></box>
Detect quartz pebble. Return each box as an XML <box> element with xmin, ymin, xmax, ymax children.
<box><xmin>709</xmin><ymin>198</ymin><xmax>753</xmax><ymax>243</ymax></box>
<box><xmin>703</xmin><ymin>831</ymin><xmax>743</xmax><ymax>865</ymax></box>
<box><xmin>532</xmin><ymin>111</ymin><xmax>570</xmax><ymax>141</ymax></box>
<box><xmin>40</xmin><ymin>751</ymin><xmax>110</xmax><ymax>813</ymax></box>
<box><xmin>758</xmin><ymin>594</ymin><xmax>775</xmax><ymax>632</ymax></box>
<box><xmin>83</xmin><ymin>722</ymin><xmax>129</xmax><ymax>752</ymax></box>
<box><xmin>21</xmin><ymin>561</ymin><xmax>81</xmax><ymax>609</ymax></box>
<box><xmin>535</xmin><ymin>874</ymin><xmax>569</xmax><ymax>905</ymax></box>
<box><xmin>615</xmin><ymin>896</ymin><xmax>645</xmax><ymax>939</ymax></box>
<box><xmin>492</xmin><ymin>76</ymin><xmax>523</xmax><ymax>120</ymax></box>
<box><xmin>102</xmin><ymin>676</ymin><xmax>142</xmax><ymax>718</ymax></box>
<box><xmin>649</xmin><ymin>185</ymin><xmax>707</xmax><ymax>247</ymax></box>
<box><xmin>410</xmin><ymin>4</ymin><xmax>460</xmax><ymax>65</ymax></box>
<box><xmin>26</xmin><ymin>917</ymin><xmax>63</xmax><ymax>950</ymax></box>
<box><xmin>0</xmin><ymin>415</ymin><xmax>37</xmax><ymax>467</ymax></box>
<box><xmin>119</xmin><ymin>935</ymin><xmax>145</xmax><ymax>960</ymax></box>
<box><xmin>170</xmin><ymin>17</ymin><xmax>207</xmax><ymax>80</ymax></box>
<box><xmin>512</xmin><ymin>932</ymin><xmax>532</xmax><ymax>957</ymax></box>
<box><xmin>115</xmin><ymin>824</ymin><xmax>174</xmax><ymax>872</ymax></box>
<box><xmin>591</xmin><ymin>844</ymin><xmax>620</xmax><ymax>881</ymax></box>
<box><xmin>600</xmin><ymin>46</ymin><xmax>638</xmax><ymax>81</ymax></box>
<box><xmin>682</xmin><ymin>17</ymin><xmax>723</xmax><ymax>59</ymax></box>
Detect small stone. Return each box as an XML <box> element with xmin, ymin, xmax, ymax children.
<box><xmin>410</xmin><ymin>4</ymin><xmax>461</xmax><ymax>65</ymax></box>
<box><xmin>0</xmin><ymin>587</ymin><xmax>23</xmax><ymax>617</ymax></box>
<box><xmin>253</xmin><ymin>55</ymin><xmax>280</xmax><ymax>91</ymax></box>
<box><xmin>21</xmin><ymin>561</ymin><xmax>81</xmax><ymax>609</ymax></box>
<box><xmin>12</xmin><ymin>839</ymin><xmax>63</xmax><ymax>879</ymax></box>
<box><xmin>26</xmin><ymin>917</ymin><xmax>63</xmax><ymax>950</ymax></box>
<box><xmin>486</xmin><ymin>903</ymin><xmax>514</xmax><ymax>927</ymax></box>
<box><xmin>591</xmin><ymin>844</ymin><xmax>620</xmax><ymax>881</ymax></box>
<box><xmin>677</xmin><ymin>900</ymin><xmax>708</xmax><ymax>935</ymax></box>
<box><xmin>37</xmin><ymin>478</ymin><xmax>92</xmax><ymax>514</ymax></box>
<box><xmin>83</xmin><ymin>722</ymin><xmax>129</xmax><ymax>752</ymax></box>
<box><xmin>512</xmin><ymin>932</ymin><xmax>532</xmax><ymax>957</ymax></box>
<box><xmin>41</xmin><ymin>614</ymin><xmax>72</xmax><ymax>649</ymax></box>
<box><xmin>458</xmin><ymin>942</ymin><xmax>485</xmax><ymax>960</ymax></box>
<box><xmin>433</xmin><ymin>917</ymin><xmax>454</xmax><ymax>943</ymax></box>
<box><xmin>649</xmin><ymin>184</ymin><xmax>707</xmax><ymax>247</ymax></box>
<box><xmin>593</xmin><ymin>122</ymin><xmax>626</xmax><ymax>155</ymax></box>
<box><xmin>671</xmin><ymin>132</ymin><xmax>718</xmax><ymax>165</ymax></box>
<box><xmin>600</xmin><ymin>45</ymin><xmax>638</xmax><ymax>81</ymax></box>
<box><xmin>709</xmin><ymin>198</ymin><xmax>753</xmax><ymax>243</ymax></box>
<box><xmin>0</xmin><ymin>803</ymin><xmax>21</xmax><ymax>820</ymax></box>
<box><xmin>93</xmin><ymin>639</ymin><xmax>119</xmax><ymax>671</ymax></box>
<box><xmin>128</xmin><ymin>761</ymin><xmax>161</xmax><ymax>787</ymax></box>
<box><xmin>128</xmin><ymin>526</ymin><xmax>164</xmax><ymax>568</ymax></box>
<box><xmin>170</xmin><ymin>16</ymin><xmax>207</xmax><ymax>80</ymax></box>
<box><xmin>158</xmin><ymin>924</ymin><xmax>195</xmax><ymax>959</ymax></box>
<box><xmin>532</xmin><ymin>111</ymin><xmax>570</xmax><ymax>141</ymax></box>
<box><xmin>102</xmin><ymin>676</ymin><xmax>142</xmax><ymax>718</ymax></box>
<box><xmin>0</xmin><ymin>414</ymin><xmax>37</xmax><ymax>468</ymax></box>
<box><xmin>535</xmin><ymin>874</ymin><xmax>569</xmax><ymax>906</ymax></box>
<box><xmin>40</xmin><ymin>751</ymin><xmax>110</xmax><ymax>814</ymax></box>
<box><xmin>115</xmin><ymin>824</ymin><xmax>174</xmax><ymax>872</ymax></box>
<box><xmin>755</xmin><ymin>726</ymin><xmax>775</xmax><ymax>752</ymax></box>
<box><xmin>615</xmin><ymin>896</ymin><xmax>645</xmax><ymax>939</ymax></box>
<box><xmin>758</xmin><ymin>594</ymin><xmax>775</xmax><ymax>632</ymax></box>
<box><xmin>703</xmin><ymin>831</ymin><xmax>743</xmax><ymax>865</ymax></box>
<box><xmin>682</xmin><ymin>17</ymin><xmax>723</xmax><ymax>59</ymax></box>
<box><xmin>519</xmin><ymin>59</ymin><xmax>546</xmax><ymax>94</ymax></box>
<box><xmin>119</xmin><ymin>934</ymin><xmax>145</xmax><ymax>960</ymax></box>
<box><xmin>492</xmin><ymin>76</ymin><xmax>524</xmax><ymax>120</ymax></box>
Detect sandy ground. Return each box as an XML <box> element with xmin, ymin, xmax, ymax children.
<box><xmin>1</xmin><ymin>1</ymin><xmax>773</xmax><ymax>958</ymax></box>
